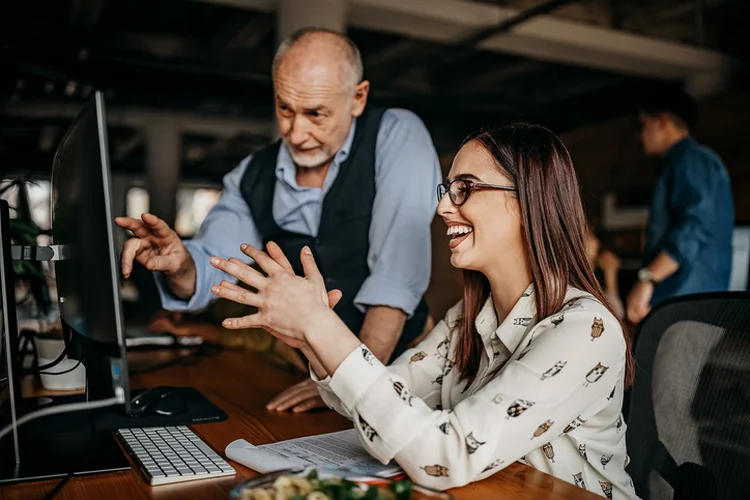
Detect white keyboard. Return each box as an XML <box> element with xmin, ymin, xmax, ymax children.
<box><xmin>117</xmin><ymin>426</ymin><xmax>236</xmax><ymax>485</ymax></box>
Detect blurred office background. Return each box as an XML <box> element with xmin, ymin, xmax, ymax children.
<box><xmin>1</xmin><ymin>0</ymin><xmax>748</xmax><ymax>321</ymax></box>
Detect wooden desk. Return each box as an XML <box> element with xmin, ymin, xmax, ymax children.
<box><xmin>1</xmin><ymin>350</ymin><xmax>600</xmax><ymax>500</ymax></box>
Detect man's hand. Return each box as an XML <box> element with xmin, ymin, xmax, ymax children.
<box><xmin>266</xmin><ymin>379</ymin><xmax>327</xmax><ymax>413</ymax></box>
<box><xmin>115</xmin><ymin>213</ymin><xmax>197</xmax><ymax>299</ymax></box>
<box><xmin>627</xmin><ymin>280</ymin><xmax>654</xmax><ymax>324</ymax></box>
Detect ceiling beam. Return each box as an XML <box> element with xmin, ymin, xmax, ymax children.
<box><xmin>0</xmin><ymin>101</ymin><xmax>273</xmax><ymax>139</ymax></box>
<box><xmin>369</xmin><ymin>0</ymin><xmax>580</xmax><ymax>81</ymax></box>
<box><xmin>193</xmin><ymin>0</ymin><xmax>737</xmax><ymax>94</ymax></box>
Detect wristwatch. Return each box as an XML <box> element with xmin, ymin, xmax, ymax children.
<box><xmin>637</xmin><ymin>267</ymin><xmax>655</xmax><ymax>284</ymax></box>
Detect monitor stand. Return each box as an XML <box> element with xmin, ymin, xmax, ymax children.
<box><xmin>0</xmin><ymin>387</ymin><xmax>226</xmax><ymax>485</ymax></box>
<box><xmin>0</xmin><ymin>403</ymin><xmax>130</xmax><ymax>485</ymax></box>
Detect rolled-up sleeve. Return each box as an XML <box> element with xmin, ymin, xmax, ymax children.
<box><xmin>155</xmin><ymin>156</ymin><xmax>263</xmax><ymax>312</ymax></box>
<box><xmin>325</xmin><ymin>308</ymin><xmax>626</xmax><ymax>491</ymax></box>
<box><xmin>353</xmin><ymin>109</ymin><xmax>441</xmax><ymax>317</ymax></box>
<box><xmin>663</xmin><ymin>155</ymin><xmax>720</xmax><ymax>267</ymax></box>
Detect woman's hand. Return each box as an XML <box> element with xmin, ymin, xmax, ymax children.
<box><xmin>209</xmin><ymin>242</ymin><xmax>340</xmax><ymax>348</ymax></box>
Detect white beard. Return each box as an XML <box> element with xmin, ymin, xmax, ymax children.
<box><xmin>289</xmin><ymin>147</ymin><xmax>332</xmax><ymax>168</ymax></box>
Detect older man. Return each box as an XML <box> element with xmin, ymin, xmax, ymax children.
<box><xmin>116</xmin><ymin>28</ymin><xmax>441</xmax><ymax>412</ymax></box>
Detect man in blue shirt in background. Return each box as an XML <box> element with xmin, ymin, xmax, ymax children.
<box><xmin>116</xmin><ymin>28</ymin><xmax>441</xmax><ymax>412</ymax></box>
<box><xmin>627</xmin><ymin>90</ymin><xmax>734</xmax><ymax>324</ymax></box>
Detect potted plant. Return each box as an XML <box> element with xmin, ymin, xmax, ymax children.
<box><xmin>0</xmin><ymin>176</ymin><xmax>53</xmax><ymax>320</ymax></box>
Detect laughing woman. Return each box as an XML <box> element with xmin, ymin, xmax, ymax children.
<box><xmin>209</xmin><ymin>124</ymin><xmax>638</xmax><ymax>499</ymax></box>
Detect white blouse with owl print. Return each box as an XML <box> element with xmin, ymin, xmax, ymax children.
<box><xmin>312</xmin><ymin>286</ymin><xmax>639</xmax><ymax>499</ymax></box>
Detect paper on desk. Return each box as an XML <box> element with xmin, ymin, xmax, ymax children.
<box><xmin>225</xmin><ymin>429</ymin><xmax>403</xmax><ymax>478</ymax></box>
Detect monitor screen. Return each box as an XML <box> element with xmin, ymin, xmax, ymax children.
<box><xmin>50</xmin><ymin>91</ymin><xmax>129</xmax><ymax>405</ymax></box>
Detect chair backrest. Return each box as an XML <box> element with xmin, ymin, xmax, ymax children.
<box><xmin>626</xmin><ymin>292</ymin><xmax>750</xmax><ymax>500</ymax></box>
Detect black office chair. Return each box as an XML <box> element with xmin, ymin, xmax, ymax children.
<box><xmin>626</xmin><ymin>292</ymin><xmax>750</xmax><ymax>500</ymax></box>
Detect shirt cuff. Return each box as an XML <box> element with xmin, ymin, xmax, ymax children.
<box><xmin>329</xmin><ymin>344</ymin><xmax>388</xmax><ymax>412</ymax></box>
<box><xmin>353</xmin><ymin>274</ymin><xmax>422</xmax><ymax>317</ymax></box>
<box><xmin>309</xmin><ymin>365</ymin><xmax>331</xmax><ymax>386</ymax></box>
<box><xmin>662</xmin><ymin>240</ymin><xmax>691</xmax><ymax>269</ymax></box>
<box><xmin>154</xmin><ymin>246</ymin><xmax>213</xmax><ymax>313</ymax></box>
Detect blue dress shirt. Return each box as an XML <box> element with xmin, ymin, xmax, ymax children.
<box><xmin>156</xmin><ymin>109</ymin><xmax>442</xmax><ymax>317</ymax></box>
<box><xmin>644</xmin><ymin>137</ymin><xmax>734</xmax><ymax>305</ymax></box>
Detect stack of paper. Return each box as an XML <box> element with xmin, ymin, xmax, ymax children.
<box><xmin>225</xmin><ymin>429</ymin><xmax>403</xmax><ymax>478</ymax></box>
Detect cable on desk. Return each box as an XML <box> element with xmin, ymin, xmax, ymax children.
<box><xmin>0</xmin><ymin>390</ymin><xmax>124</xmax><ymax>443</ymax></box>
<box><xmin>0</xmin><ymin>330</ymin><xmax>71</xmax><ymax>385</ymax></box>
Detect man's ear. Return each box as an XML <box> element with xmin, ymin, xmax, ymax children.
<box><xmin>351</xmin><ymin>80</ymin><xmax>370</xmax><ymax>118</ymax></box>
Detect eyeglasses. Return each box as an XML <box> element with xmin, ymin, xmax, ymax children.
<box><xmin>437</xmin><ymin>178</ymin><xmax>517</xmax><ymax>207</ymax></box>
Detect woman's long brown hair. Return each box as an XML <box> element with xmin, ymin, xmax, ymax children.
<box><xmin>453</xmin><ymin>124</ymin><xmax>634</xmax><ymax>387</ymax></box>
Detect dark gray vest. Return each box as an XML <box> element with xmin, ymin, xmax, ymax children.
<box><xmin>239</xmin><ymin>107</ymin><xmax>427</xmax><ymax>361</ymax></box>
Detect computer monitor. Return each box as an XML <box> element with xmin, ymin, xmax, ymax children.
<box><xmin>50</xmin><ymin>91</ymin><xmax>130</xmax><ymax>411</ymax></box>
<box><xmin>1</xmin><ymin>92</ymin><xmax>225</xmax><ymax>485</ymax></box>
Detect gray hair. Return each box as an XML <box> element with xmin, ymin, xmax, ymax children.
<box><xmin>272</xmin><ymin>27</ymin><xmax>363</xmax><ymax>91</ymax></box>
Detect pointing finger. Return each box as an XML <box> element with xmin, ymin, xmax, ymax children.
<box><xmin>141</xmin><ymin>213</ymin><xmax>175</xmax><ymax>240</ymax></box>
<box><xmin>116</xmin><ymin>217</ymin><xmax>151</xmax><ymax>238</ymax></box>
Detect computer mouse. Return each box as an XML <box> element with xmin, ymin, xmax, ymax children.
<box><xmin>130</xmin><ymin>387</ymin><xmax>187</xmax><ymax>417</ymax></box>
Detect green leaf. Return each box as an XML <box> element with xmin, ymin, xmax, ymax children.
<box><xmin>388</xmin><ymin>480</ymin><xmax>413</xmax><ymax>500</ymax></box>
<box><xmin>363</xmin><ymin>485</ymin><xmax>379</xmax><ymax>500</ymax></box>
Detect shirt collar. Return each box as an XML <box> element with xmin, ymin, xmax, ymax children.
<box><xmin>475</xmin><ymin>285</ymin><xmax>591</xmax><ymax>353</ymax></box>
<box><xmin>276</xmin><ymin>117</ymin><xmax>358</xmax><ymax>185</ymax></box>
<box><xmin>664</xmin><ymin>136</ymin><xmax>695</xmax><ymax>164</ymax></box>
<box><xmin>475</xmin><ymin>284</ymin><xmax>535</xmax><ymax>353</ymax></box>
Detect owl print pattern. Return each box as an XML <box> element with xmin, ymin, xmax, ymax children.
<box><xmin>506</xmin><ymin>399</ymin><xmax>535</xmax><ymax>418</ymax></box>
<box><xmin>585</xmin><ymin>362</ymin><xmax>609</xmax><ymax>385</ymax></box>
<box><xmin>391</xmin><ymin>379</ymin><xmax>414</xmax><ymax>406</ymax></box>
<box><xmin>573</xmin><ymin>472</ymin><xmax>586</xmax><ymax>489</ymax></box>
<box><xmin>513</xmin><ymin>317</ymin><xmax>533</xmax><ymax>327</ymax></box>
<box><xmin>563</xmin><ymin>416</ymin><xmax>587</xmax><ymax>434</ymax></box>
<box><xmin>540</xmin><ymin>361</ymin><xmax>567</xmax><ymax>381</ymax></box>
<box><xmin>410</xmin><ymin>351</ymin><xmax>427</xmax><ymax>363</ymax></box>
<box><xmin>358</xmin><ymin>415</ymin><xmax>377</xmax><ymax>442</ymax></box>
<box><xmin>482</xmin><ymin>459</ymin><xmax>504</xmax><ymax>473</ymax></box>
<box><xmin>542</xmin><ymin>442</ymin><xmax>555</xmax><ymax>463</ymax></box>
<box><xmin>465</xmin><ymin>432</ymin><xmax>486</xmax><ymax>454</ymax></box>
<box><xmin>308</xmin><ymin>287</ymin><xmax>636</xmax><ymax>499</ymax></box>
<box><xmin>590</xmin><ymin>318</ymin><xmax>605</xmax><ymax>341</ymax></box>
<box><xmin>361</xmin><ymin>347</ymin><xmax>375</xmax><ymax>365</ymax></box>
<box><xmin>532</xmin><ymin>419</ymin><xmax>554</xmax><ymax>439</ymax></box>
<box><xmin>421</xmin><ymin>465</ymin><xmax>449</xmax><ymax>478</ymax></box>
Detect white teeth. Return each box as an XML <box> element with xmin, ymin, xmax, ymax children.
<box><xmin>446</xmin><ymin>225</ymin><xmax>473</xmax><ymax>237</ymax></box>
